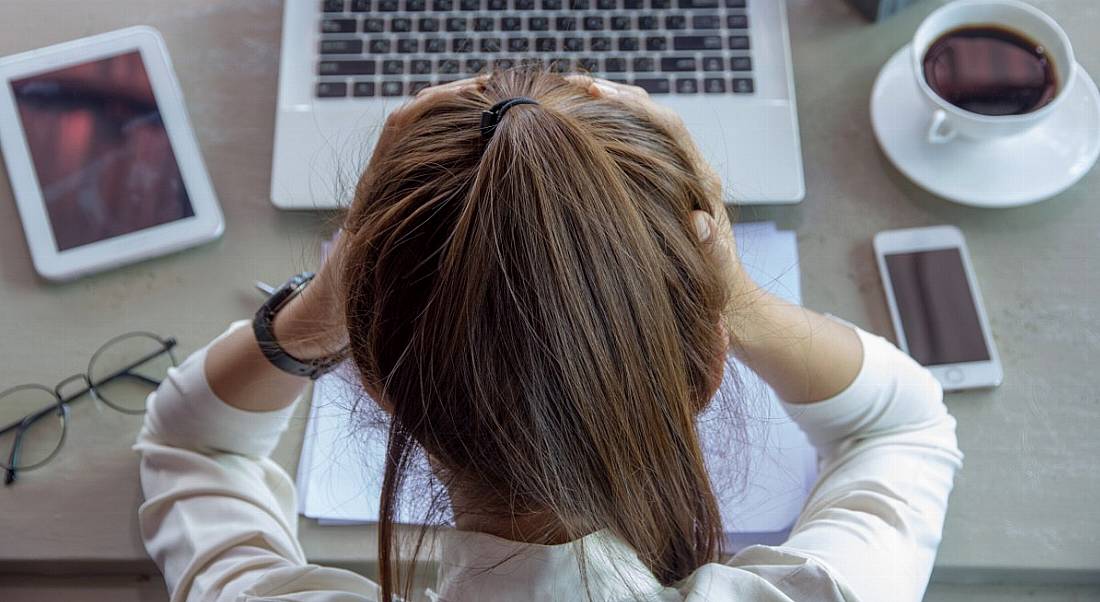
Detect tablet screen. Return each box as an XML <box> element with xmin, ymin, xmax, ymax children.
<box><xmin>11</xmin><ymin>50</ymin><xmax>194</xmax><ymax>251</ymax></box>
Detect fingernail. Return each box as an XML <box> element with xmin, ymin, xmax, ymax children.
<box><xmin>693</xmin><ymin>213</ymin><xmax>711</xmax><ymax>241</ymax></box>
<box><xmin>593</xmin><ymin>82</ymin><xmax>618</xmax><ymax>97</ymax></box>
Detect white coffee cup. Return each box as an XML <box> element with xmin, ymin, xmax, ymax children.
<box><xmin>911</xmin><ymin>0</ymin><xmax>1076</xmax><ymax>144</ymax></box>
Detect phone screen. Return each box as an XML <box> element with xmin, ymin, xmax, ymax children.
<box><xmin>11</xmin><ymin>50</ymin><xmax>194</xmax><ymax>251</ymax></box>
<box><xmin>884</xmin><ymin>248</ymin><xmax>990</xmax><ymax>366</ymax></box>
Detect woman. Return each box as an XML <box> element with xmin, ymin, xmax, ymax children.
<box><xmin>136</xmin><ymin>70</ymin><xmax>962</xmax><ymax>601</ymax></box>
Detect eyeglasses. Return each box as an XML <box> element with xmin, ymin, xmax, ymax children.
<box><xmin>0</xmin><ymin>331</ymin><xmax>178</xmax><ymax>486</ymax></box>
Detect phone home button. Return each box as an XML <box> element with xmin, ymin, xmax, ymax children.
<box><xmin>945</xmin><ymin>368</ymin><xmax>965</xmax><ymax>384</ymax></box>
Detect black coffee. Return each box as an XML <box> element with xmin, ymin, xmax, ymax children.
<box><xmin>922</xmin><ymin>25</ymin><xmax>1058</xmax><ymax>116</ymax></box>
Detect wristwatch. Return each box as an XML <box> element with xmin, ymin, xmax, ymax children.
<box><xmin>252</xmin><ymin>271</ymin><xmax>346</xmax><ymax>380</ymax></box>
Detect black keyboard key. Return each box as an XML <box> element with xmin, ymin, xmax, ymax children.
<box><xmin>502</xmin><ymin>17</ymin><xmax>521</xmax><ymax>31</ymax></box>
<box><xmin>679</xmin><ymin>0</ymin><xmax>717</xmax><ymax>7</ymax></box>
<box><xmin>597</xmin><ymin>0</ymin><xmax>617</xmax><ymax>7</ymax></box>
<box><xmin>397</xmin><ymin>38</ymin><xmax>419</xmax><ymax>53</ymax></box>
<box><xmin>730</xmin><ymin>56</ymin><xmax>752</xmax><ymax>71</ymax></box>
<box><xmin>410</xmin><ymin>59</ymin><xmax>432</xmax><ymax>74</ymax></box>
<box><xmin>673</xmin><ymin>35</ymin><xmax>721</xmax><ymax>50</ymax></box>
<box><xmin>425</xmin><ymin>38</ymin><xmax>446</xmax><ymax>52</ymax></box>
<box><xmin>732</xmin><ymin>77</ymin><xmax>754</xmax><ymax>93</ymax></box>
<box><xmin>563</xmin><ymin>37</ymin><xmax>584</xmax><ymax>51</ymax></box>
<box><xmin>363</xmin><ymin>17</ymin><xmax>384</xmax><ymax>32</ymax></box>
<box><xmin>729</xmin><ymin>35</ymin><xmax>750</xmax><ymax>50</ymax></box>
<box><xmin>632</xmin><ymin>56</ymin><xmax>655</xmax><ymax>72</ymax></box>
<box><xmin>320</xmin><ymin>39</ymin><xmax>364</xmax><ymax>54</ymax></box>
<box><xmin>693</xmin><ymin>15</ymin><xmax>721</xmax><ymax>29</ymax></box>
<box><xmin>529</xmin><ymin>17</ymin><xmax>549</xmax><ymax>31</ymax></box>
<box><xmin>727</xmin><ymin>14</ymin><xmax>748</xmax><ymax>29</ymax></box>
<box><xmin>322</xmin><ymin>0</ymin><xmax>345</xmax><ymax>12</ymax></box>
<box><xmin>353</xmin><ymin>81</ymin><xmax>376</xmax><ymax>96</ymax></box>
<box><xmin>438</xmin><ymin>59</ymin><xmax>460</xmax><ymax>74</ymax></box>
<box><xmin>381</xmin><ymin>81</ymin><xmax>404</xmax><ymax>96</ymax></box>
<box><xmin>368</xmin><ymin>39</ymin><xmax>392</xmax><ymax>53</ymax></box>
<box><xmin>634</xmin><ymin>78</ymin><xmax>670</xmax><ymax>94</ymax></box>
<box><xmin>377</xmin><ymin>0</ymin><xmax>398</xmax><ymax>9</ymax></box>
<box><xmin>535</xmin><ymin>37</ymin><xmax>557</xmax><ymax>52</ymax></box>
<box><xmin>618</xmin><ymin>37</ymin><xmax>639</xmax><ymax>51</ymax></box>
<box><xmin>651</xmin><ymin>0</ymin><xmax>670</xmax><ymax>7</ymax></box>
<box><xmin>383</xmin><ymin>59</ymin><xmax>404</xmax><ymax>74</ymax></box>
<box><xmin>446</xmin><ymin>17</ymin><xmax>467</xmax><ymax>32</ymax></box>
<box><xmin>570</xmin><ymin>0</ymin><xmax>590</xmax><ymax>7</ymax></box>
<box><xmin>460</xmin><ymin>0</ymin><xmax>480</xmax><ymax>8</ymax></box>
<box><xmin>590</xmin><ymin>37</ymin><xmax>611</xmax><ymax>51</ymax></box>
<box><xmin>466</xmin><ymin>58</ymin><xmax>487</xmax><ymax>73</ymax></box>
<box><xmin>584</xmin><ymin>17</ymin><xmax>606</xmax><ymax>31</ymax></box>
<box><xmin>433</xmin><ymin>0</ymin><xmax>454</xmax><ymax>8</ymax></box>
<box><xmin>665</xmin><ymin>15</ymin><xmax>686</xmax><ymax>30</ymax></box>
<box><xmin>577</xmin><ymin>57</ymin><xmax>598</xmax><ymax>72</ymax></box>
<box><xmin>661</xmin><ymin>57</ymin><xmax>697</xmax><ymax>72</ymax></box>
<box><xmin>321</xmin><ymin>19</ymin><xmax>356</xmax><ymax>33</ymax></box>
<box><xmin>481</xmin><ymin>37</ymin><xmax>503</xmax><ymax>52</ymax></box>
<box><xmin>556</xmin><ymin>17</ymin><xmax>577</xmax><ymax>31</ymax></box>
<box><xmin>391</xmin><ymin>17</ymin><xmax>411</xmax><ymax>32</ymax></box>
<box><xmin>453</xmin><ymin>37</ymin><xmax>474</xmax><ymax>52</ymax></box>
<box><xmin>549</xmin><ymin>58</ymin><xmax>572</xmax><ymax>72</ymax></box>
<box><xmin>487</xmin><ymin>0</ymin><xmax>506</xmax><ymax>7</ymax></box>
<box><xmin>726</xmin><ymin>0</ymin><xmax>746</xmax><ymax>6</ymax></box>
<box><xmin>638</xmin><ymin>15</ymin><xmax>658</xmax><ymax>30</ymax></box>
<box><xmin>623</xmin><ymin>0</ymin><xmax>642</xmax><ymax>6</ymax></box>
<box><xmin>542</xmin><ymin>0</ymin><xmax>563</xmax><ymax>8</ymax></box>
<box><xmin>508</xmin><ymin>37</ymin><xmax>530</xmax><ymax>52</ymax></box>
<box><xmin>317</xmin><ymin>81</ymin><xmax>348</xmax><ymax>97</ymax></box>
<box><xmin>418</xmin><ymin>17</ymin><xmax>439</xmax><ymax>31</ymax></box>
<box><xmin>409</xmin><ymin>81</ymin><xmax>432</xmax><ymax>95</ymax></box>
<box><xmin>701</xmin><ymin>56</ymin><xmax>723</xmax><ymax>71</ymax></box>
<box><xmin>516</xmin><ymin>0</ymin><xmax>536</xmax><ymax>8</ymax></box>
<box><xmin>494</xmin><ymin>58</ymin><xmax>515</xmax><ymax>69</ymax></box>
<box><xmin>605</xmin><ymin>57</ymin><xmax>627</xmax><ymax>72</ymax></box>
<box><xmin>319</xmin><ymin>60</ymin><xmax>376</xmax><ymax>75</ymax></box>
<box><xmin>703</xmin><ymin>78</ymin><xmax>726</xmax><ymax>93</ymax></box>
<box><xmin>351</xmin><ymin>0</ymin><xmax>370</xmax><ymax>10</ymax></box>
<box><xmin>407</xmin><ymin>0</ymin><xmax>426</xmax><ymax>9</ymax></box>
<box><xmin>611</xmin><ymin>16</ymin><xmax>631</xmax><ymax>31</ymax></box>
<box><xmin>645</xmin><ymin>36</ymin><xmax>668</xmax><ymax>51</ymax></box>
<box><xmin>474</xmin><ymin>17</ymin><xmax>495</xmax><ymax>31</ymax></box>
<box><xmin>676</xmin><ymin>78</ymin><xmax>699</xmax><ymax>94</ymax></box>
<box><xmin>520</xmin><ymin>58</ymin><xmax>544</xmax><ymax>69</ymax></box>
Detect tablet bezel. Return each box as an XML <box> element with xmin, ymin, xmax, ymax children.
<box><xmin>0</xmin><ymin>26</ymin><xmax>223</xmax><ymax>281</ymax></box>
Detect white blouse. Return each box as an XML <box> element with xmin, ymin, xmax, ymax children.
<box><xmin>135</xmin><ymin>321</ymin><xmax>963</xmax><ymax>602</ymax></box>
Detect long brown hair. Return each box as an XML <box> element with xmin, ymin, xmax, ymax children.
<box><xmin>339</xmin><ymin>68</ymin><xmax>731</xmax><ymax>600</ymax></box>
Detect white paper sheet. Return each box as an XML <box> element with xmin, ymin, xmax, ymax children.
<box><xmin>297</xmin><ymin>222</ymin><xmax>816</xmax><ymax>546</ymax></box>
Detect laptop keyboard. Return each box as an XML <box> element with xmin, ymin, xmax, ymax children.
<box><xmin>315</xmin><ymin>0</ymin><xmax>755</xmax><ymax>98</ymax></box>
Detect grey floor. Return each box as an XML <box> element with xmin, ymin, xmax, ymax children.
<box><xmin>2</xmin><ymin>576</ymin><xmax>1100</xmax><ymax>601</ymax></box>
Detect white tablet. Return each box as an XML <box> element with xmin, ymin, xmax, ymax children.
<box><xmin>0</xmin><ymin>26</ymin><xmax>223</xmax><ymax>281</ymax></box>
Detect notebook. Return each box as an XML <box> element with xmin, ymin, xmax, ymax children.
<box><xmin>296</xmin><ymin>222</ymin><xmax>816</xmax><ymax>548</ymax></box>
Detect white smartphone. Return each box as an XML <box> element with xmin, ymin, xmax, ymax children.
<box><xmin>873</xmin><ymin>225</ymin><xmax>1003</xmax><ymax>391</ymax></box>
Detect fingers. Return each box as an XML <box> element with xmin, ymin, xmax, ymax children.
<box><xmin>415</xmin><ymin>74</ymin><xmax>488</xmax><ymax>100</ymax></box>
<box><xmin>692</xmin><ymin>210</ymin><xmax>737</xmax><ymax>275</ymax></box>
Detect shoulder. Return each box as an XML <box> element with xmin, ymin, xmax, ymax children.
<box><xmin>673</xmin><ymin>547</ymin><xmax>856</xmax><ymax>602</ymax></box>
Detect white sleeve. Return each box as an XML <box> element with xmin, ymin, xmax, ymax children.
<box><xmin>133</xmin><ymin>321</ymin><xmax>380</xmax><ymax>602</ymax></box>
<box><xmin>730</xmin><ymin>327</ymin><xmax>964</xmax><ymax>602</ymax></box>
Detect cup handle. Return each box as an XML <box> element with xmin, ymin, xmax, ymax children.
<box><xmin>927</xmin><ymin>110</ymin><xmax>957</xmax><ymax>144</ymax></box>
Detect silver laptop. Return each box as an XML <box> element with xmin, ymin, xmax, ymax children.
<box><xmin>272</xmin><ymin>0</ymin><xmax>805</xmax><ymax>209</ymax></box>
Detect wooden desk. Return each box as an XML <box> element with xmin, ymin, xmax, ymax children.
<box><xmin>1</xmin><ymin>0</ymin><xmax>1097</xmax><ymax>588</ymax></box>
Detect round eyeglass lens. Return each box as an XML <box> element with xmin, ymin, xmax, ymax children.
<box><xmin>88</xmin><ymin>333</ymin><xmax>176</xmax><ymax>414</ymax></box>
<box><xmin>0</xmin><ymin>384</ymin><xmax>66</xmax><ymax>470</ymax></box>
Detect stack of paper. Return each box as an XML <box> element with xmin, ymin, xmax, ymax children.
<box><xmin>296</xmin><ymin>222</ymin><xmax>817</xmax><ymax>547</ymax></box>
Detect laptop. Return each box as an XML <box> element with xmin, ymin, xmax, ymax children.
<box><xmin>272</xmin><ymin>0</ymin><xmax>805</xmax><ymax>209</ymax></box>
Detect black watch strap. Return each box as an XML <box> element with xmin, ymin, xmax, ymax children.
<box><xmin>252</xmin><ymin>272</ymin><xmax>345</xmax><ymax>380</ymax></box>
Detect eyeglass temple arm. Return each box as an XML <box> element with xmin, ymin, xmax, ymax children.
<box><xmin>4</xmin><ymin>417</ymin><xmax>33</xmax><ymax>486</ymax></box>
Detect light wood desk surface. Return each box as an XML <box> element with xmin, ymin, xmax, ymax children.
<box><xmin>1</xmin><ymin>0</ymin><xmax>1097</xmax><ymax>585</ymax></box>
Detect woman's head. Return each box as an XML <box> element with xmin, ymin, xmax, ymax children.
<box><xmin>339</xmin><ymin>69</ymin><xmax>731</xmax><ymax>598</ymax></box>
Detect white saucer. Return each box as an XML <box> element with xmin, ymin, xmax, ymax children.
<box><xmin>871</xmin><ymin>44</ymin><xmax>1100</xmax><ymax>208</ymax></box>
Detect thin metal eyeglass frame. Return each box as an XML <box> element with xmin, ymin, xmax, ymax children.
<box><xmin>0</xmin><ymin>332</ymin><xmax>177</xmax><ymax>486</ymax></box>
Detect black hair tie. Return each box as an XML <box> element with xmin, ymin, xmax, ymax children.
<box><xmin>480</xmin><ymin>97</ymin><xmax>540</xmax><ymax>140</ymax></box>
